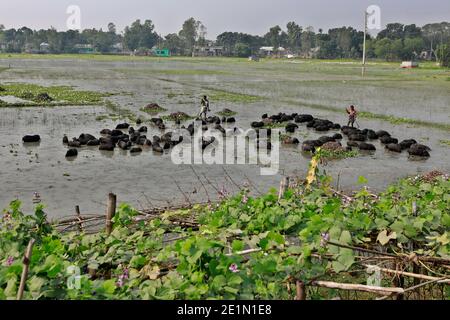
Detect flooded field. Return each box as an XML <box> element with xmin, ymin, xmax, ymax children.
<box><xmin>0</xmin><ymin>56</ymin><xmax>449</xmax><ymax>218</ymax></box>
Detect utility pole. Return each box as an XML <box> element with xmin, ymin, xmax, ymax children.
<box><xmin>362</xmin><ymin>10</ymin><xmax>368</xmax><ymax>77</ymax></box>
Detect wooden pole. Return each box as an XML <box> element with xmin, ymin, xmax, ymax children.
<box><xmin>362</xmin><ymin>11</ymin><xmax>368</xmax><ymax>77</ymax></box>
<box><xmin>75</xmin><ymin>205</ymin><xmax>83</xmax><ymax>232</ymax></box>
<box><xmin>17</xmin><ymin>239</ymin><xmax>35</xmax><ymax>300</ymax></box>
<box><xmin>295</xmin><ymin>281</ymin><xmax>306</xmax><ymax>300</ymax></box>
<box><xmin>278</xmin><ymin>177</ymin><xmax>290</xmax><ymax>201</ymax></box>
<box><xmin>105</xmin><ymin>193</ymin><xmax>117</xmax><ymax>235</ymax></box>
<box><xmin>411</xmin><ymin>201</ymin><xmax>422</xmax><ymax>298</ymax></box>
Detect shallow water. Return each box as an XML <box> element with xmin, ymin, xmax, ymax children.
<box><xmin>0</xmin><ymin>58</ymin><xmax>449</xmax><ymax>218</ymax></box>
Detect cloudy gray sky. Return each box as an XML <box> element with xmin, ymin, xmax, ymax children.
<box><xmin>1</xmin><ymin>0</ymin><xmax>449</xmax><ymax>37</ymax></box>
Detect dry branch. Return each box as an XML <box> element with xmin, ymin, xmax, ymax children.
<box><xmin>17</xmin><ymin>239</ymin><xmax>35</xmax><ymax>300</ymax></box>
<box><xmin>364</xmin><ymin>265</ymin><xmax>450</xmax><ymax>284</ymax></box>
<box><xmin>312</xmin><ymin>280</ymin><xmax>404</xmax><ymax>296</ymax></box>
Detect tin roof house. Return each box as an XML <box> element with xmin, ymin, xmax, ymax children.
<box><xmin>259</xmin><ymin>46</ymin><xmax>286</xmax><ymax>57</ymax></box>
<box><xmin>39</xmin><ymin>42</ymin><xmax>50</xmax><ymax>53</ymax></box>
<box><xmin>192</xmin><ymin>45</ymin><xmax>224</xmax><ymax>57</ymax></box>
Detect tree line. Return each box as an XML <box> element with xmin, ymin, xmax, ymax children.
<box><xmin>0</xmin><ymin>18</ymin><xmax>449</xmax><ymax>65</ymax></box>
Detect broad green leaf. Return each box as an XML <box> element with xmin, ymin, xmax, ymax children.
<box><xmin>377</xmin><ymin>230</ymin><xmax>397</xmax><ymax>246</ymax></box>
<box><xmin>4</xmin><ymin>277</ymin><xmax>17</xmax><ymax>298</ymax></box>
<box><xmin>28</xmin><ymin>276</ymin><xmax>45</xmax><ymax>293</ymax></box>
<box><xmin>130</xmin><ymin>255</ymin><xmax>147</xmax><ymax>268</ymax></box>
<box><xmin>436</xmin><ymin>233</ymin><xmax>449</xmax><ymax>246</ymax></box>
<box><xmin>231</xmin><ymin>240</ymin><xmax>244</xmax><ymax>252</ymax></box>
<box><xmin>223</xmin><ymin>286</ymin><xmax>239</xmax><ymax>294</ymax></box>
<box><xmin>339</xmin><ymin>230</ymin><xmax>352</xmax><ymax>245</ymax></box>
<box><xmin>228</xmin><ymin>275</ymin><xmax>243</xmax><ymax>286</ymax></box>
<box><xmin>101</xmin><ymin>279</ymin><xmax>117</xmax><ymax>295</ymax></box>
<box><xmin>211</xmin><ymin>275</ymin><xmax>226</xmax><ymax>289</ymax></box>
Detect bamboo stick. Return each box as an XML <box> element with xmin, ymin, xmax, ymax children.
<box><xmin>327</xmin><ymin>241</ymin><xmax>398</xmax><ymax>258</ymax></box>
<box><xmin>312</xmin><ymin>280</ymin><xmax>404</xmax><ymax>296</ymax></box>
<box><xmin>295</xmin><ymin>281</ymin><xmax>306</xmax><ymax>300</ymax></box>
<box><xmin>364</xmin><ymin>265</ymin><xmax>450</xmax><ymax>284</ymax></box>
<box><xmin>106</xmin><ymin>193</ymin><xmax>117</xmax><ymax>235</ymax></box>
<box><xmin>17</xmin><ymin>239</ymin><xmax>35</xmax><ymax>300</ymax></box>
<box><xmin>75</xmin><ymin>205</ymin><xmax>83</xmax><ymax>232</ymax></box>
<box><xmin>278</xmin><ymin>177</ymin><xmax>290</xmax><ymax>201</ymax></box>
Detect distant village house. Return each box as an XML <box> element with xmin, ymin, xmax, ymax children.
<box><xmin>192</xmin><ymin>45</ymin><xmax>224</xmax><ymax>57</ymax></box>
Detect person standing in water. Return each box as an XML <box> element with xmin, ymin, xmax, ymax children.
<box><xmin>198</xmin><ymin>95</ymin><xmax>210</xmax><ymax>120</ymax></box>
<box><xmin>346</xmin><ymin>105</ymin><xmax>358</xmax><ymax>127</ymax></box>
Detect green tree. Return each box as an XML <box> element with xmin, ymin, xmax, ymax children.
<box><xmin>163</xmin><ymin>33</ymin><xmax>184</xmax><ymax>55</ymax></box>
<box><xmin>216</xmin><ymin>32</ymin><xmax>264</xmax><ymax>56</ymax></box>
<box><xmin>124</xmin><ymin>19</ymin><xmax>159</xmax><ymax>51</ymax></box>
<box><xmin>216</xmin><ymin>32</ymin><xmax>238</xmax><ymax>55</ymax></box>
<box><xmin>403</xmin><ymin>24</ymin><xmax>422</xmax><ymax>38</ymax></box>
<box><xmin>179</xmin><ymin>17</ymin><xmax>201</xmax><ymax>55</ymax></box>
<box><xmin>316</xmin><ymin>33</ymin><xmax>336</xmax><ymax>59</ymax></box>
<box><xmin>391</xmin><ymin>39</ymin><xmax>404</xmax><ymax>60</ymax></box>
<box><xmin>377</xmin><ymin>23</ymin><xmax>405</xmax><ymax>40</ymax></box>
<box><xmin>107</xmin><ymin>22</ymin><xmax>116</xmax><ymax>34</ymax></box>
<box><xmin>422</xmin><ymin>22</ymin><xmax>450</xmax><ymax>61</ymax></box>
<box><xmin>436</xmin><ymin>43</ymin><xmax>450</xmax><ymax>67</ymax></box>
<box><xmin>374</xmin><ymin>38</ymin><xmax>393</xmax><ymax>60</ymax></box>
<box><xmin>300</xmin><ymin>27</ymin><xmax>316</xmax><ymax>56</ymax></box>
<box><xmin>403</xmin><ymin>37</ymin><xmax>424</xmax><ymax>60</ymax></box>
<box><xmin>286</xmin><ymin>22</ymin><xmax>302</xmax><ymax>51</ymax></box>
<box><xmin>264</xmin><ymin>25</ymin><xmax>282</xmax><ymax>48</ymax></box>
<box><xmin>234</xmin><ymin>42</ymin><xmax>251</xmax><ymax>57</ymax></box>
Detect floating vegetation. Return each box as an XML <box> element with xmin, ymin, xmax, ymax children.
<box><xmin>0</xmin><ymin>83</ymin><xmax>113</xmax><ymax>107</ymax></box>
<box><xmin>440</xmin><ymin>140</ymin><xmax>450</xmax><ymax>147</ymax></box>
<box><xmin>217</xmin><ymin>108</ymin><xmax>237</xmax><ymax>117</ymax></box>
<box><xmin>95</xmin><ymin>115</ymin><xmax>109</xmax><ymax>121</ymax></box>
<box><xmin>141</xmin><ymin>103</ymin><xmax>167</xmax><ymax>115</ymax></box>
<box><xmin>317</xmin><ymin>146</ymin><xmax>359</xmax><ymax>160</ymax></box>
<box><xmin>263</xmin><ymin>122</ymin><xmax>287</xmax><ymax>129</ymax></box>
<box><xmin>161</xmin><ymin>112</ymin><xmax>194</xmax><ymax>122</ymax></box>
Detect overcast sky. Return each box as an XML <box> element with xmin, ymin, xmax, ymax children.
<box><xmin>1</xmin><ymin>0</ymin><xmax>449</xmax><ymax>37</ymax></box>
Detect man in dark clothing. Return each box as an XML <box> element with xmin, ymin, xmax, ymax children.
<box><xmin>346</xmin><ymin>105</ymin><xmax>358</xmax><ymax>127</ymax></box>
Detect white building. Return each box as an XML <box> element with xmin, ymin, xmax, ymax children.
<box><xmin>259</xmin><ymin>46</ymin><xmax>286</xmax><ymax>56</ymax></box>
<box><xmin>39</xmin><ymin>42</ymin><xmax>50</xmax><ymax>52</ymax></box>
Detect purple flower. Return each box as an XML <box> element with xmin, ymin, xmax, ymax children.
<box><xmin>218</xmin><ymin>186</ymin><xmax>229</xmax><ymax>200</ymax></box>
<box><xmin>122</xmin><ymin>268</ymin><xmax>129</xmax><ymax>280</ymax></box>
<box><xmin>6</xmin><ymin>256</ymin><xmax>14</xmax><ymax>266</ymax></box>
<box><xmin>229</xmin><ymin>263</ymin><xmax>239</xmax><ymax>273</ymax></box>
<box><xmin>320</xmin><ymin>233</ymin><xmax>330</xmax><ymax>247</ymax></box>
<box><xmin>116</xmin><ymin>268</ymin><xmax>129</xmax><ymax>287</ymax></box>
<box><xmin>242</xmin><ymin>194</ymin><xmax>249</xmax><ymax>204</ymax></box>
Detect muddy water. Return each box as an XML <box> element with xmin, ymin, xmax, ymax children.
<box><xmin>0</xmin><ymin>58</ymin><xmax>449</xmax><ymax>218</ymax></box>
